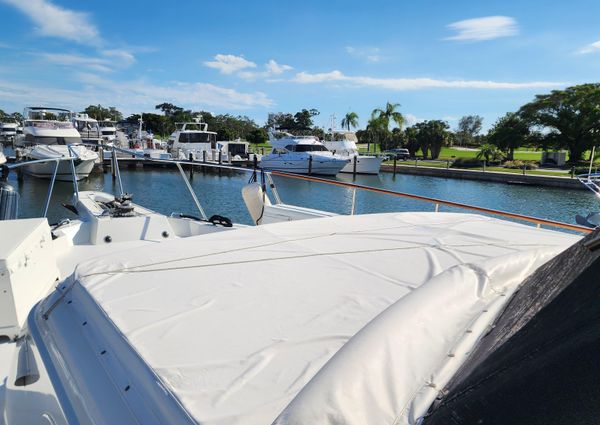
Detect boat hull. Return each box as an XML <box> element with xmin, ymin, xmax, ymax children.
<box><xmin>339</xmin><ymin>156</ymin><xmax>383</xmax><ymax>175</ymax></box>
<box><xmin>23</xmin><ymin>145</ymin><xmax>98</xmax><ymax>181</ymax></box>
<box><xmin>22</xmin><ymin>158</ymin><xmax>96</xmax><ymax>181</ymax></box>
<box><xmin>260</xmin><ymin>156</ymin><xmax>349</xmax><ymax>176</ymax></box>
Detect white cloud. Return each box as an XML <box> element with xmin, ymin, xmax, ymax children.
<box><xmin>1</xmin><ymin>0</ymin><xmax>101</xmax><ymax>45</ymax></box>
<box><xmin>101</xmin><ymin>49</ymin><xmax>136</xmax><ymax>67</ymax></box>
<box><xmin>0</xmin><ymin>74</ymin><xmax>274</xmax><ymax>114</ymax></box>
<box><xmin>38</xmin><ymin>49</ymin><xmax>136</xmax><ymax>72</ymax></box>
<box><xmin>345</xmin><ymin>46</ymin><xmax>382</xmax><ymax>63</ymax></box>
<box><xmin>239</xmin><ymin>59</ymin><xmax>293</xmax><ymax>79</ymax></box>
<box><xmin>290</xmin><ymin>70</ymin><xmax>563</xmax><ymax>90</ymax></box>
<box><xmin>404</xmin><ymin>114</ymin><xmax>424</xmax><ymax>126</ymax></box>
<box><xmin>445</xmin><ymin>16</ymin><xmax>518</xmax><ymax>41</ymax></box>
<box><xmin>203</xmin><ymin>54</ymin><xmax>256</xmax><ymax>74</ymax></box>
<box><xmin>577</xmin><ymin>40</ymin><xmax>600</xmax><ymax>54</ymax></box>
<box><xmin>265</xmin><ymin>59</ymin><xmax>293</xmax><ymax>75</ymax></box>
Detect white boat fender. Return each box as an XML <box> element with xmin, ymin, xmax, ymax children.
<box><xmin>242</xmin><ymin>182</ymin><xmax>271</xmax><ymax>225</ymax></box>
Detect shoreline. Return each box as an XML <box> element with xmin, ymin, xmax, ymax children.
<box><xmin>379</xmin><ymin>164</ymin><xmax>585</xmax><ymax>190</ymax></box>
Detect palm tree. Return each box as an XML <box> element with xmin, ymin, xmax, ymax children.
<box><xmin>340</xmin><ymin>112</ymin><xmax>359</xmax><ymax>131</ymax></box>
<box><xmin>371</xmin><ymin>102</ymin><xmax>404</xmax><ymax>131</ymax></box>
<box><xmin>365</xmin><ymin>115</ymin><xmax>387</xmax><ymax>153</ymax></box>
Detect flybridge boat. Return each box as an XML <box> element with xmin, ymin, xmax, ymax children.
<box><xmin>99</xmin><ymin>119</ymin><xmax>117</xmax><ymax>144</ymax></box>
<box><xmin>323</xmin><ymin>131</ymin><xmax>383</xmax><ymax>175</ymax></box>
<box><xmin>0</xmin><ymin>121</ymin><xmax>19</xmax><ymax>144</ymax></box>
<box><xmin>260</xmin><ymin>130</ymin><xmax>349</xmax><ymax>175</ymax></box>
<box><xmin>0</xmin><ymin>154</ymin><xmax>595</xmax><ymax>424</ymax></box>
<box><xmin>72</xmin><ymin>113</ymin><xmax>102</xmax><ymax>144</ymax></box>
<box><xmin>17</xmin><ymin>107</ymin><xmax>99</xmax><ymax>181</ymax></box>
<box><xmin>170</xmin><ymin>118</ymin><xmax>229</xmax><ymax>162</ymax></box>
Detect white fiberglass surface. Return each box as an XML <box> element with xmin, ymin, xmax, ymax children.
<box><xmin>72</xmin><ymin>213</ymin><xmax>578</xmax><ymax>425</ymax></box>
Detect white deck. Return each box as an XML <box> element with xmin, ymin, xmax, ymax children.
<box><xmin>66</xmin><ymin>212</ymin><xmax>578</xmax><ymax>425</ymax></box>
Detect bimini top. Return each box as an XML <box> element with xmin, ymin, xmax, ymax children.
<box><xmin>37</xmin><ymin>212</ymin><xmax>579</xmax><ymax>425</ymax></box>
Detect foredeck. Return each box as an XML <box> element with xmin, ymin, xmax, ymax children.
<box><xmin>46</xmin><ymin>212</ymin><xmax>578</xmax><ymax>425</ymax></box>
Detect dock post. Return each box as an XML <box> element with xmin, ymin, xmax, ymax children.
<box><xmin>393</xmin><ymin>157</ymin><xmax>397</xmax><ymax>177</ymax></box>
<box><xmin>218</xmin><ymin>151</ymin><xmax>222</xmax><ymax>165</ymax></box>
<box><xmin>308</xmin><ymin>155</ymin><xmax>313</xmax><ymax>175</ymax></box>
<box><xmin>353</xmin><ymin>155</ymin><xmax>357</xmax><ymax>178</ymax></box>
<box><xmin>111</xmin><ymin>153</ymin><xmax>116</xmax><ymax>179</ymax></box>
<box><xmin>98</xmin><ymin>146</ymin><xmax>104</xmax><ymax>172</ymax></box>
<box><xmin>253</xmin><ymin>154</ymin><xmax>258</xmax><ymax>169</ymax></box>
<box><xmin>189</xmin><ymin>152</ymin><xmax>194</xmax><ymax>179</ymax></box>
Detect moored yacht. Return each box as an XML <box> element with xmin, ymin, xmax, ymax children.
<box><xmin>260</xmin><ymin>130</ymin><xmax>349</xmax><ymax>175</ymax></box>
<box><xmin>72</xmin><ymin>113</ymin><xmax>102</xmax><ymax>145</ymax></box>
<box><xmin>170</xmin><ymin>118</ymin><xmax>228</xmax><ymax>162</ymax></box>
<box><xmin>0</xmin><ymin>121</ymin><xmax>19</xmax><ymax>144</ymax></box>
<box><xmin>323</xmin><ymin>131</ymin><xmax>383</xmax><ymax>175</ymax></box>
<box><xmin>99</xmin><ymin>119</ymin><xmax>118</xmax><ymax>144</ymax></box>
<box><xmin>18</xmin><ymin>107</ymin><xmax>98</xmax><ymax>181</ymax></box>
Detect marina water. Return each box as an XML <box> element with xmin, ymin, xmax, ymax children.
<box><xmin>6</xmin><ymin>165</ymin><xmax>598</xmax><ymax>228</ymax></box>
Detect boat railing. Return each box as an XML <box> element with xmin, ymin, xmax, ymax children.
<box><xmin>577</xmin><ymin>173</ymin><xmax>600</xmax><ymax>198</ymax></box>
<box><xmin>2</xmin><ymin>143</ymin><xmax>592</xmax><ymax>234</ymax></box>
<box><xmin>108</xmin><ymin>147</ymin><xmax>590</xmax><ymax>234</ymax></box>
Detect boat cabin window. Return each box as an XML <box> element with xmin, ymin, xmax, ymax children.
<box><xmin>75</xmin><ymin>121</ymin><xmax>99</xmax><ymax>132</ymax></box>
<box><xmin>286</xmin><ymin>144</ymin><xmax>328</xmax><ymax>152</ymax></box>
<box><xmin>178</xmin><ymin>132</ymin><xmax>217</xmax><ymax>146</ymax></box>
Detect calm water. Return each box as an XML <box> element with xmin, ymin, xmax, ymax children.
<box><xmin>5</xmin><ymin>162</ymin><xmax>598</xmax><ymax>229</ymax></box>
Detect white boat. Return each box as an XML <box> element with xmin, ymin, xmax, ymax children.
<box><xmin>18</xmin><ymin>107</ymin><xmax>98</xmax><ymax>181</ymax></box>
<box><xmin>0</xmin><ymin>171</ymin><xmax>587</xmax><ymax>424</ymax></box>
<box><xmin>170</xmin><ymin>118</ymin><xmax>228</xmax><ymax>162</ymax></box>
<box><xmin>72</xmin><ymin>113</ymin><xmax>102</xmax><ymax>145</ymax></box>
<box><xmin>99</xmin><ymin>119</ymin><xmax>118</xmax><ymax>144</ymax></box>
<box><xmin>260</xmin><ymin>130</ymin><xmax>349</xmax><ymax>175</ymax></box>
<box><xmin>0</xmin><ymin>122</ymin><xmax>18</xmax><ymax>143</ymax></box>
<box><xmin>22</xmin><ymin>144</ymin><xmax>98</xmax><ymax>180</ymax></box>
<box><xmin>323</xmin><ymin>131</ymin><xmax>383</xmax><ymax>175</ymax></box>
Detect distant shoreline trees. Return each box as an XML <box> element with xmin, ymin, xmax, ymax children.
<box><xmin>1</xmin><ymin>83</ymin><xmax>599</xmax><ymax>162</ymax></box>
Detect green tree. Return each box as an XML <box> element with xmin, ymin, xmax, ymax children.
<box><xmin>341</xmin><ymin>112</ymin><xmax>359</xmax><ymax>130</ymax></box>
<box><xmin>294</xmin><ymin>109</ymin><xmax>320</xmax><ymax>130</ymax></box>
<box><xmin>365</xmin><ymin>115</ymin><xmax>388</xmax><ymax>152</ymax></box>
<box><xmin>487</xmin><ymin>112</ymin><xmax>530</xmax><ymax>160</ymax></box>
<box><xmin>371</xmin><ymin>102</ymin><xmax>404</xmax><ymax>131</ymax></box>
<box><xmin>476</xmin><ymin>144</ymin><xmax>504</xmax><ymax>163</ymax></box>
<box><xmin>83</xmin><ymin>104</ymin><xmax>123</xmax><ymax>121</ymax></box>
<box><xmin>413</xmin><ymin>120</ymin><xmax>450</xmax><ymax>159</ymax></box>
<box><xmin>404</xmin><ymin>126</ymin><xmax>420</xmax><ymax>156</ymax></box>
<box><xmin>519</xmin><ymin>83</ymin><xmax>600</xmax><ymax>162</ymax></box>
<box><xmin>455</xmin><ymin>115</ymin><xmax>483</xmax><ymax>146</ymax></box>
<box><xmin>247</xmin><ymin>128</ymin><xmax>268</xmax><ymax>144</ymax></box>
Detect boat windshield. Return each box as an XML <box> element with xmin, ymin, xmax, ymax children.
<box><xmin>27</xmin><ymin>110</ymin><xmax>71</xmax><ymax>122</ymax></box>
<box><xmin>178</xmin><ymin>132</ymin><xmax>216</xmax><ymax>144</ymax></box>
<box><xmin>75</xmin><ymin>121</ymin><xmax>100</xmax><ymax>131</ymax></box>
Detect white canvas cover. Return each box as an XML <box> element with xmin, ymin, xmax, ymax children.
<box><xmin>72</xmin><ymin>213</ymin><xmax>578</xmax><ymax>425</ymax></box>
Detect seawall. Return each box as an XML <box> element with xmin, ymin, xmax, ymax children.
<box><xmin>380</xmin><ymin>164</ymin><xmax>585</xmax><ymax>190</ymax></box>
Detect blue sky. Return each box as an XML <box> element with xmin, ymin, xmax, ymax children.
<box><xmin>1</xmin><ymin>0</ymin><xmax>599</xmax><ymax>130</ymax></box>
